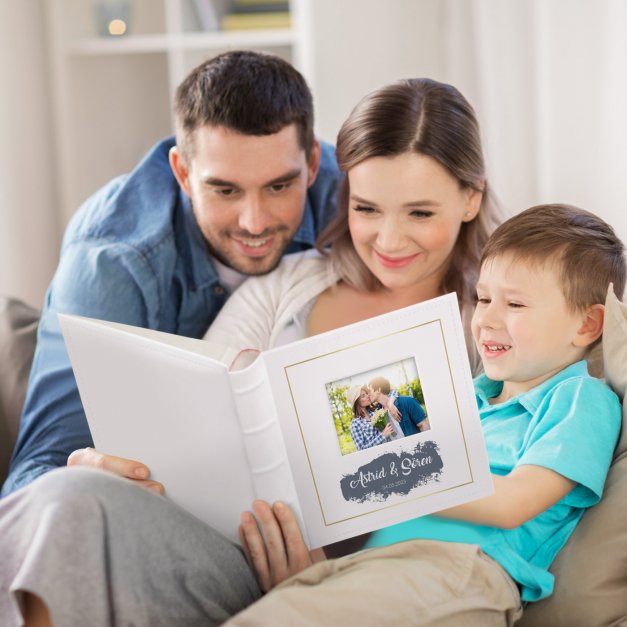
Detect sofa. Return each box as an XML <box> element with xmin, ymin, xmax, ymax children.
<box><xmin>0</xmin><ymin>296</ymin><xmax>38</xmax><ymax>482</ymax></box>
<box><xmin>0</xmin><ymin>292</ymin><xmax>626</xmax><ymax>626</ymax></box>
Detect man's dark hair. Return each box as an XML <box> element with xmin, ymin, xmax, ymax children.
<box><xmin>174</xmin><ymin>50</ymin><xmax>314</xmax><ymax>161</ymax></box>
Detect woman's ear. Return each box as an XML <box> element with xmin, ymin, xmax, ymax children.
<box><xmin>169</xmin><ymin>146</ymin><xmax>191</xmax><ymax>196</ymax></box>
<box><xmin>573</xmin><ymin>304</ymin><xmax>605</xmax><ymax>348</ymax></box>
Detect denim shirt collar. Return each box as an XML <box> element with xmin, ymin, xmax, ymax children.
<box><xmin>475</xmin><ymin>360</ymin><xmax>589</xmax><ymax>413</ymax></box>
<box><xmin>177</xmin><ymin>191</ymin><xmax>220</xmax><ymax>292</ymax></box>
<box><xmin>293</xmin><ymin>194</ymin><xmax>316</xmax><ymax>247</ymax></box>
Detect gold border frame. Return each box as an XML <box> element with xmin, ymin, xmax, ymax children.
<box><xmin>284</xmin><ymin>318</ymin><xmax>474</xmax><ymax>527</ymax></box>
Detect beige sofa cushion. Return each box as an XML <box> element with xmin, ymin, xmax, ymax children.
<box><xmin>602</xmin><ymin>286</ymin><xmax>627</xmax><ymax>456</ymax></box>
<box><xmin>519</xmin><ymin>286</ymin><xmax>627</xmax><ymax>627</ymax></box>
<box><xmin>0</xmin><ymin>297</ymin><xmax>39</xmax><ymax>483</ymax></box>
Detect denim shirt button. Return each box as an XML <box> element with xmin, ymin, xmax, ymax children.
<box><xmin>213</xmin><ymin>285</ymin><xmax>225</xmax><ymax>295</ymax></box>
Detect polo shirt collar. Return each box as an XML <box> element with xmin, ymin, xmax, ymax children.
<box><xmin>475</xmin><ymin>360</ymin><xmax>589</xmax><ymax>413</ymax></box>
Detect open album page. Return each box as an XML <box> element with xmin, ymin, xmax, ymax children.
<box><xmin>261</xmin><ymin>293</ymin><xmax>492</xmax><ymax>548</ymax></box>
<box><xmin>60</xmin><ymin>315</ymin><xmax>255</xmax><ymax>545</ymax></box>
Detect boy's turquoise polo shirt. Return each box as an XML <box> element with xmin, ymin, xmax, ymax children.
<box><xmin>366</xmin><ymin>361</ymin><xmax>621</xmax><ymax>602</ymax></box>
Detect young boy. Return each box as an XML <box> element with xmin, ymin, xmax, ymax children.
<box><xmin>368</xmin><ymin>375</ymin><xmax>430</xmax><ymax>435</ymax></box>
<box><xmin>232</xmin><ymin>204</ymin><xmax>625</xmax><ymax>626</ymax></box>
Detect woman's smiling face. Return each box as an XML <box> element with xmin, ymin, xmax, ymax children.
<box><xmin>347</xmin><ymin>153</ymin><xmax>481</xmax><ymax>297</ymax></box>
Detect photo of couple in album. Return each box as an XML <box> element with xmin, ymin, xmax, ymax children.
<box><xmin>325</xmin><ymin>357</ymin><xmax>431</xmax><ymax>456</ymax></box>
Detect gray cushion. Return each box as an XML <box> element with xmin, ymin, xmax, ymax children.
<box><xmin>518</xmin><ymin>286</ymin><xmax>627</xmax><ymax>626</ymax></box>
<box><xmin>0</xmin><ymin>296</ymin><xmax>39</xmax><ymax>484</ymax></box>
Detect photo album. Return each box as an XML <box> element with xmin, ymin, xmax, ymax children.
<box><xmin>59</xmin><ymin>292</ymin><xmax>492</xmax><ymax>548</ymax></box>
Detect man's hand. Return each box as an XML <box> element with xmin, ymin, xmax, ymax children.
<box><xmin>386</xmin><ymin>400</ymin><xmax>401</xmax><ymax>421</ymax></box>
<box><xmin>382</xmin><ymin>423</ymin><xmax>394</xmax><ymax>438</ymax></box>
<box><xmin>67</xmin><ymin>447</ymin><xmax>164</xmax><ymax>494</ymax></box>
<box><xmin>239</xmin><ymin>500</ymin><xmax>324</xmax><ymax>593</ymax></box>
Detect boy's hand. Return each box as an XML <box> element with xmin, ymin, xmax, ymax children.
<box><xmin>67</xmin><ymin>447</ymin><xmax>165</xmax><ymax>494</ymax></box>
<box><xmin>239</xmin><ymin>500</ymin><xmax>323</xmax><ymax>592</ymax></box>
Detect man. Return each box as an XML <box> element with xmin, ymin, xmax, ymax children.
<box><xmin>368</xmin><ymin>376</ymin><xmax>430</xmax><ymax>435</ymax></box>
<box><xmin>2</xmin><ymin>50</ymin><xmax>340</xmax><ymax>497</ymax></box>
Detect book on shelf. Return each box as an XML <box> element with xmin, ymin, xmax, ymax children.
<box><xmin>230</xmin><ymin>0</ymin><xmax>289</xmax><ymax>5</ymax></box>
<box><xmin>59</xmin><ymin>292</ymin><xmax>492</xmax><ymax>549</ymax></box>
<box><xmin>229</xmin><ymin>2</ymin><xmax>289</xmax><ymax>13</ymax></box>
<box><xmin>221</xmin><ymin>10</ymin><xmax>290</xmax><ymax>30</ymax></box>
<box><xmin>221</xmin><ymin>0</ymin><xmax>290</xmax><ymax>30</ymax></box>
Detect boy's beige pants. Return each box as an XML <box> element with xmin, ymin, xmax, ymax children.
<box><xmin>227</xmin><ymin>540</ymin><xmax>523</xmax><ymax>626</ymax></box>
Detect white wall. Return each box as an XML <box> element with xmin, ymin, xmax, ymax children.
<box><xmin>2</xmin><ymin>0</ymin><xmax>626</xmax><ymax>308</ymax></box>
<box><xmin>0</xmin><ymin>0</ymin><xmax>59</xmax><ymax>307</ymax></box>
<box><xmin>307</xmin><ymin>0</ymin><xmax>446</xmax><ymax>145</ymax></box>
<box><xmin>308</xmin><ymin>0</ymin><xmax>627</xmax><ymax>249</ymax></box>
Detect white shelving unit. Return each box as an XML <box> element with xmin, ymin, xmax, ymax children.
<box><xmin>45</xmin><ymin>0</ymin><xmax>304</xmax><ymax>224</ymax></box>
<box><xmin>44</xmin><ymin>0</ymin><xmax>442</xmax><ymax>227</ymax></box>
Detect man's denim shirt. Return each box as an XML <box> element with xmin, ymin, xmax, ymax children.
<box><xmin>2</xmin><ymin>137</ymin><xmax>340</xmax><ymax>496</ymax></box>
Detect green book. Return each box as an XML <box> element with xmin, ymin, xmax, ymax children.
<box><xmin>221</xmin><ymin>11</ymin><xmax>291</xmax><ymax>30</ymax></box>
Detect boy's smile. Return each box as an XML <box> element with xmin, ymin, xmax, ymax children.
<box><xmin>482</xmin><ymin>343</ymin><xmax>511</xmax><ymax>357</ymax></box>
<box><xmin>471</xmin><ymin>253</ymin><xmax>590</xmax><ymax>402</ymax></box>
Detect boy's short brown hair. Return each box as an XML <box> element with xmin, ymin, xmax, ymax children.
<box><xmin>368</xmin><ymin>376</ymin><xmax>391</xmax><ymax>396</ymax></box>
<box><xmin>480</xmin><ymin>204</ymin><xmax>626</xmax><ymax>311</ymax></box>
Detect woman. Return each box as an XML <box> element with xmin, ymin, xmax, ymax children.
<box><xmin>345</xmin><ymin>385</ymin><xmax>394</xmax><ymax>450</ymax></box>
<box><xmin>205</xmin><ymin>78</ymin><xmax>499</xmax><ymax>378</ymax></box>
<box><xmin>201</xmin><ymin>77</ymin><xmax>508</xmax><ymax>624</ymax></box>
<box><xmin>13</xmin><ymin>78</ymin><xmax>500</xmax><ymax>627</ymax></box>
